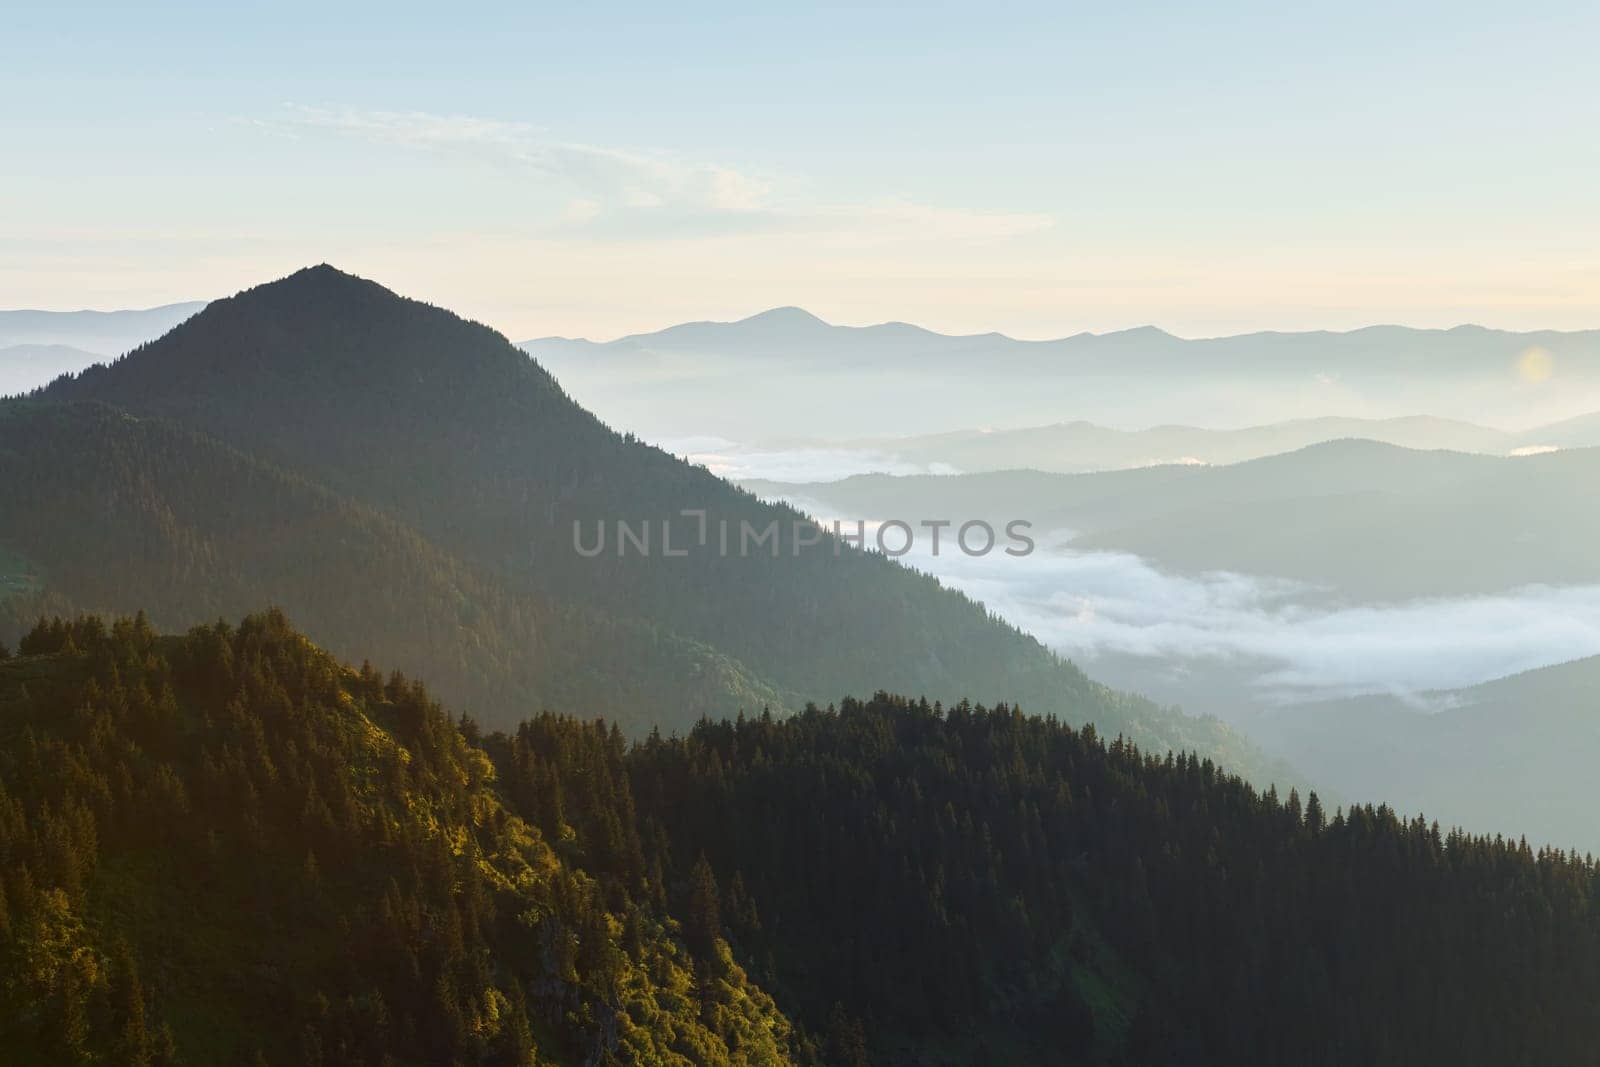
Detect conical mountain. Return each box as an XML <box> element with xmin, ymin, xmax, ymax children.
<box><xmin>35</xmin><ymin>266</ymin><xmax>1272</xmax><ymax>771</ymax></box>
<box><xmin>49</xmin><ymin>265</ymin><xmax>732</xmax><ymax>566</ymax></box>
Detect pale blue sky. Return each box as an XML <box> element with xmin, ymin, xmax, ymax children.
<box><xmin>3</xmin><ymin>1</ymin><xmax>1597</xmax><ymax>338</ymax></box>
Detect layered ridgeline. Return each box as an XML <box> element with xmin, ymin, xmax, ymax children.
<box><xmin>0</xmin><ymin>301</ymin><xmax>207</xmax><ymax>398</ymax></box>
<box><xmin>522</xmin><ymin>310</ymin><xmax>1600</xmax><ymax>440</ymax></box>
<box><xmin>750</xmin><ymin>439</ymin><xmax>1600</xmax><ymax>599</ymax></box>
<box><xmin>9</xmin><ymin>265</ymin><xmax>1264</xmax><ymax>771</ymax></box>
<box><xmin>0</xmin><ymin>302</ymin><xmax>207</xmax><ymax>361</ymax></box>
<box><xmin>7</xmin><ymin>614</ymin><xmax>1600</xmax><ymax>1065</ymax></box>
<box><xmin>751</xmin><ymin>442</ymin><xmax>1600</xmax><ymax>852</ymax></box>
<box><xmin>789</xmin><ymin>413</ymin><xmax>1599</xmax><ymax>477</ymax></box>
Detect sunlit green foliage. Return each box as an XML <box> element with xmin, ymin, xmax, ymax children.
<box><xmin>0</xmin><ymin>611</ymin><xmax>803</xmax><ymax>1065</ymax></box>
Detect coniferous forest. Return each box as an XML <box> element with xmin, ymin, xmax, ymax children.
<box><xmin>4</xmin><ymin>612</ymin><xmax>1600</xmax><ymax>1065</ymax></box>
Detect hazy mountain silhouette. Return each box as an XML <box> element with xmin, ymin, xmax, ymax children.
<box><xmin>752</xmin><ymin>439</ymin><xmax>1600</xmax><ymax>598</ymax></box>
<box><xmin>20</xmin><ymin>266</ymin><xmax>1272</xmax><ymax>771</ymax></box>
<box><xmin>1518</xmin><ymin>410</ymin><xmax>1600</xmax><ymax>449</ymax></box>
<box><xmin>525</xmin><ymin>311</ymin><xmax>1600</xmax><ymax>438</ymax></box>
<box><xmin>0</xmin><ymin>343</ymin><xmax>104</xmax><ymax>397</ymax></box>
<box><xmin>808</xmin><ymin>414</ymin><xmax>1520</xmax><ymax>475</ymax></box>
<box><xmin>0</xmin><ymin>300</ymin><xmax>206</xmax><ymax>355</ymax></box>
<box><xmin>1246</xmin><ymin>655</ymin><xmax>1600</xmax><ymax>851</ymax></box>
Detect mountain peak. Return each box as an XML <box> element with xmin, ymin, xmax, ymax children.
<box><xmin>1101</xmin><ymin>324</ymin><xmax>1178</xmax><ymax>342</ymax></box>
<box><xmin>636</xmin><ymin>305</ymin><xmax>833</xmax><ymax>348</ymax></box>
<box><xmin>233</xmin><ymin>262</ymin><xmax>392</xmax><ymax>305</ymax></box>
<box><xmin>43</xmin><ymin>264</ymin><xmax>565</xmax><ymax>427</ymax></box>
<box><xmin>739</xmin><ymin>306</ymin><xmax>828</xmax><ymax>328</ymax></box>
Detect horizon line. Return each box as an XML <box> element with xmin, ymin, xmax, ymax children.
<box><xmin>6</xmin><ymin>277</ymin><xmax>1599</xmax><ymax>349</ymax></box>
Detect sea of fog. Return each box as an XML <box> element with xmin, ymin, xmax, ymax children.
<box><xmin>763</xmin><ymin>493</ymin><xmax>1600</xmax><ymax>715</ymax></box>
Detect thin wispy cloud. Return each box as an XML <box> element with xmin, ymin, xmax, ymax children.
<box><xmin>260</xmin><ymin>105</ymin><xmax>764</xmax><ymax>213</ymax></box>
<box><xmin>255</xmin><ymin>105</ymin><xmax>1053</xmax><ymax>244</ymax></box>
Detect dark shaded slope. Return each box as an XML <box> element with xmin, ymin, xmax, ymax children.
<box><xmin>39</xmin><ymin>266</ymin><xmax>1267</xmax><ymax>768</ymax></box>
<box><xmin>520</xmin><ymin>692</ymin><xmax>1600</xmax><ymax>1066</ymax></box>
<box><xmin>0</xmin><ymin>402</ymin><xmax>792</xmax><ymax>731</ymax></box>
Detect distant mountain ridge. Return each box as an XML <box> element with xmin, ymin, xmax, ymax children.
<box><xmin>13</xmin><ymin>299</ymin><xmax>1596</xmax><ymax>443</ymax></box>
<box><xmin>523</xmin><ymin>309</ymin><xmax>1600</xmax><ymax>439</ymax></box>
<box><xmin>749</xmin><ymin>438</ymin><xmax>1600</xmax><ymax>599</ymax></box>
<box><xmin>0</xmin><ymin>343</ymin><xmax>105</xmax><ymax>398</ymax></box>
<box><xmin>0</xmin><ymin>301</ymin><xmax>209</xmax><ymax>395</ymax></box>
<box><xmin>0</xmin><ymin>300</ymin><xmax>207</xmax><ymax>355</ymax></box>
<box><xmin>525</xmin><ymin>307</ymin><xmax>1597</xmax><ymax>361</ymax></box>
<box><xmin>772</xmin><ymin>413</ymin><xmax>1586</xmax><ymax>476</ymax></box>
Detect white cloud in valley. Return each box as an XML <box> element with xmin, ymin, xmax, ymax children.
<box><xmin>760</xmin><ymin>496</ymin><xmax>1600</xmax><ymax>707</ymax></box>
<box><xmin>915</xmin><ymin>544</ymin><xmax>1600</xmax><ymax>704</ymax></box>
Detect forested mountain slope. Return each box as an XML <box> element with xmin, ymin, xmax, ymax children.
<box><xmin>5</xmin><ymin>614</ymin><xmax>1600</xmax><ymax>1065</ymax></box>
<box><xmin>23</xmin><ymin>265</ymin><xmax>1267</xmax><ymax>771</ymax></box>
<box><xmin>0</xmin><ymin>402</ymin><xmax>792</xmax><ymax>733</ymax></box>
<box><xmin>0</xmin><ymin>611</ymin><xmax>800</xmax><ymax>1065</ymax></box>
<box><xmin>609</xmin><ymin>696</ymin><xmax>1600</xmax><ymax>1066</ymax></box>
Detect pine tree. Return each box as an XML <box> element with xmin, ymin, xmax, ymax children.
<box><xmin>1305</xmin><ymin>791</ymin><xmax>1326</xmax><ymax>833</ymax></box>
<box><xmin>686</xmin><ymin>853</ymin><xmax>723</xmax><ymax>963</ymax></box>
<box><xmin>109</xmin><ymin>941</ymin><xmax>152</xmax><ymax>1067</ymax></box>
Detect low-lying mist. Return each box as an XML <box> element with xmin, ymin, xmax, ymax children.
<box><xmin>772</xmin><ymin>498</ymin><xmax>1600</xmax><ymax>717</ymax></box>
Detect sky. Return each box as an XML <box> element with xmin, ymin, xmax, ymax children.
<box><xmin>3</xmin><ymin>1</ymin><xmax>1598</xmax><ymax>340</ymax></box>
